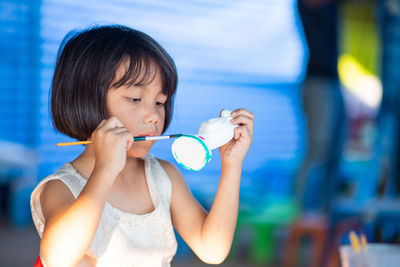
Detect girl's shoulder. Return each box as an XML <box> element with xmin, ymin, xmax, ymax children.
<box><xmin>30</xmin><ymin>162</ymin><xmax>80</xmax><ymax>237</ymax></box>
<box><xmin>151</xmin><ymin>156</ymin><xmax>187</xmax><ymax>194</ymax></box>
<box><xmin>33</xmin><ymin>162</ymin><xmax>85</xmax><ymax>198</ymax></box>
<box><xmin>152</xmin><ymin>157</ymin><xmax>181</xmax><ymax>180</ymax></box>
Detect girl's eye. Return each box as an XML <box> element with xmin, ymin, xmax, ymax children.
<box><xmin>156</xmin><ymin>101</ymin><xmax>166</xmax><ymax>106</ymax></box>
<box><xmin>127</xmin><ymin>98</ymin><xmax>141</xmax><ymax>103</ymax></box>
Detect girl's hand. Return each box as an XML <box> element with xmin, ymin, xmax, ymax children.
<box><xmin>219</xmin><ymin>108</ymin><xmax>254</xmax><ymax>167</ymax></box>
<box><xmin>91</xmin><ymin>116</ymin><xmax>133</xmax><ymax>177</ymax></box>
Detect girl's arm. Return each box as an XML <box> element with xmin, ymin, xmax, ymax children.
<box><xmin>40</xmin><ymin>167</ymin><xmax>114</xmax><ymax>267</ymax></box>
<box><xmin>167</xmin><ymin>108</ymin><xmax>254</xmax><ymax>264</ymax></box>
<box><xmin>40</xmin><ymin>117</ymin><xmax>133</xmax><ymax>267</ymax></box>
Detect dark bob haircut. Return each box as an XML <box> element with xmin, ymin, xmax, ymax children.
<box><xmin>51</xmin><ymin>25</ymin><xmax>178</xmax><ymax>141</ymax></box>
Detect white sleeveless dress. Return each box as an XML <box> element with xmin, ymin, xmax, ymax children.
<box><xmin>30</xmin><ymin>154</ymin><xmax>177</xmax><ymax>267</ymax></box>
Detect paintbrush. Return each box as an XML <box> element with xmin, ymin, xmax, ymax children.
<box><xmin>56</xmin><ymin>134</ymin><xmax>184</xmax><ymax>146</ymax></box>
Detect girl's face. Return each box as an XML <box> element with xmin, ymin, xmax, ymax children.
<box><xmin>106</xmin><ymin>61</ymin><xmax>167</xmax><ymax>158</ymax></box>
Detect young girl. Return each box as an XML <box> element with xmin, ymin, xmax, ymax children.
<box><xmin>30</xmin><ymin>25</ymin><xmax>254</xmax><ymax>267</ymax></box>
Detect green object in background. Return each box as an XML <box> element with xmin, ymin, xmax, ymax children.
<box><xmin>229</xmin><ymin>196</ymin><xmax>300</xmax><ymax>264</ymax></box>
<box><xmin>248</xmin><ymin>223</ymin><xmax>276</xmax><ymax>264</ymax></box>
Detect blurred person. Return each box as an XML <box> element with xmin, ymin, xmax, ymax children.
<box><xmin>294</xmin><ymin>0</ymin><xmax>345</xmax><ymax>212</ymax></box>
<box><xmin>30</xmin><ymin>25</ymin><xmax>254</xmax><ymax>267</ymax></box>
<box><xmin>378</xmin><ymin>0</ymin><xmax>400</xmax><ymax>196</ymax></box>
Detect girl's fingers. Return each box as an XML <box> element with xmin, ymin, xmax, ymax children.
<box><xmin>230</xmin><ymin>114</ymin><xmax>254</xmax><ymax>128</ymax></box>
<box><xmin>96</xmin><ymin>119</ymin><xmax>106</xmax><ymax>130</ymax></box>
<box><xmin>102</xmin><ymin>116</ymin><xmax>124</xmax><ymax>129</ymax></box>
<box><xmin>107</xmin><ymin>127</ymin><xmax>130</xmax><ymax>135</ymax></box>
<box><xmin>233</xmin><ymin>125</ymin><xmax>252</xmax><ymax>140</ymax></box>
<box><xmin>117</xmin><ymin>130</ymin><xmax>133</xmax><ymax>139</ymax></box>
<box><xmin>118</xmin><ymin>130</ymin><xmax>133</xmax><ymax>137</ymax></box>
<box><xmin>231</xmin><ymin>108</ymin><xmax>255</xmax><ymax>119</ymax></box>
<box><xmin>118</xmin><ymin>131</ymin><xmax>134</xmax><ymax>150</ymax></box>
<box><xmin>112</xmin><ymin>129</ymin><xmax>133</xmax><ymax>143</ymax></box>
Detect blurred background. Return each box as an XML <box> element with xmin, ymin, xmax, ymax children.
<box><xmin>1</xmin><ymin>0</ymin><xmax>399</xmax><ymax>266</ymax></box>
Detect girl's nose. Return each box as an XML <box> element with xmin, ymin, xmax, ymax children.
<box><xmin>143</xmin><ymin>105</ymin><xmax>160</xmax><ymax>125</ymax></box>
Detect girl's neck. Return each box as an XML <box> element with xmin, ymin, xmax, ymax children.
<box><xmin>71</xmin><ymin>145</ymin><xmax>143</xmax><ymax>181</ymax></box>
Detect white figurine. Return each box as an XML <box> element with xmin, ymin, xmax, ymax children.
<box><xmin>198</xmin><ymin>109</ymin><xmax>238</xmax><ymax>150</ymax></box>
<box><xmin>171</xmin><ymin>109</ymin><xmax>237</xmax><ymax>171</ymax></box>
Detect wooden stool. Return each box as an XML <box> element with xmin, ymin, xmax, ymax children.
<box><xmin>283</xmin><ymin>214</ymin><xmax>328</xmax><ymax>267</ymax></box>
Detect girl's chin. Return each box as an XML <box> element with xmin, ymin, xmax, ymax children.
<box><xmin>126</xmin><ymin>147</ymin><xmax>151</xmax><ymax>158</ymax></box>
<box><xmin>126</xmin><ymin>140</ymin><xmax>156</xmax><ymax>158</ymax></box>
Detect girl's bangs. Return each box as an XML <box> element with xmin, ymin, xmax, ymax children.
<box><xmin>111</xmin><ymin>54</ymin><xmax>160</xmax><ymax>90</ymax></box>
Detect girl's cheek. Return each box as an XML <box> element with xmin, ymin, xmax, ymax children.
<box><xmin>121</xmin><ymin>119</ymin><xmax>139</xmax><ymax>133</ymax></box>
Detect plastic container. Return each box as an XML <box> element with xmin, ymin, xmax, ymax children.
<box><xmin>340</xmin><ymin>244</ymin><xmax>400</xmax><ymax>267</ymax></box>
